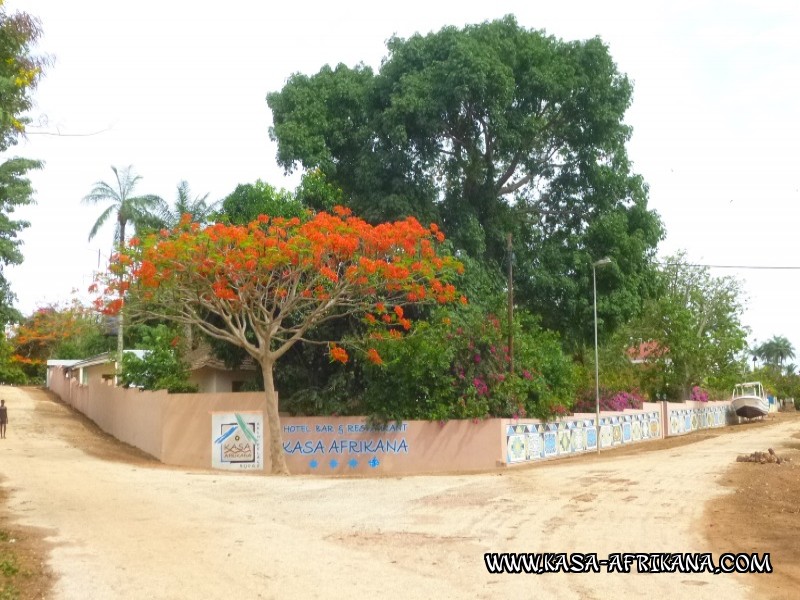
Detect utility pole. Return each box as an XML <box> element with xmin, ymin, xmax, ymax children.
<box><xmin>507</xmin><ymin>233</ymin><xmax>514</xmax><ymax>374</ymax></box>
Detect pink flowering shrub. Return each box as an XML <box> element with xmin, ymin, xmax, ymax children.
<box><xmin>690</xmin><ymin>386</ymin><xmax>709</xmax><ymax>402</ymax></box>
<box><xmin>356</xmin><ymin>306</ymin><xmax>577</xmax><ymax>422</ymax></box>
<box><xmin>573</xmin><ymin>388</ymin><xmax>644</xmax><ymax>413</ymax></box>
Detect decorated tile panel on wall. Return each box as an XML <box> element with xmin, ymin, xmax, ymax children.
<box><xmin>505</xmin><ymin>411</ymin><xmax>661</xmax><ymax>464</ymax></box>
<box><xmin>667</xmin><ymin>404</ymin><xmax>733</xmax><ymax>436</ymax></box>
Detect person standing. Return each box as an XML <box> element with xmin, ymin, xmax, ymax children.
<box><xmin>0</xmin><ymin>399</ymin><xmax>7</xmax><ymax>438</ymax></box>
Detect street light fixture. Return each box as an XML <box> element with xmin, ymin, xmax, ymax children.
<box><xmin>593</xmin><ymin>257</ymin><xmax>612</xmax><ymax>454</ymax></box>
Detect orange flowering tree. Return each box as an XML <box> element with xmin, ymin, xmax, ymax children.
<box><xmin>97</xmin><ymin>207</ymin><xmax>464</xmax><ymax>474</ymax></box>
<box><xmin>11</xmin><ymin>302</ymin><xmax>106</xmax><ymax>380</ymax></box>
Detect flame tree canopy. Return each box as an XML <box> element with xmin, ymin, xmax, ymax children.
<box><xmin>95</xmin><ymin>207</ymin><xmax>464</xmax><ymax>473</ymax></box>
<box><xmin>10</xmin><ymin>301</ymin><xmax>109</xmax><ymax>381</ymax></box>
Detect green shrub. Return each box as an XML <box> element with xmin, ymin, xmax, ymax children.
<box><xmin>355</xmin><ymin>305</ymin><xmax>577</xmax><ymax>422</ymax></box>
<box><xmin>120</xmin><ymin>325</ymin><xmax>198</xmax><ymax>393</ymax></box>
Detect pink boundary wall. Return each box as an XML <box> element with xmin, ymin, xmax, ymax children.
<box><xmin>47</xmin><ymin>366</ymin><xmax>734</xmax><ymax>475</ymax></box>
<box><xmin>48</xmin><ymin>366</ymin><xmax>267</xmax><ymax>467</ymax></box>
<box><xmin>279</xmin><ymin>417</ymin><xmax>504</xmax><ymax>474</ymax></box>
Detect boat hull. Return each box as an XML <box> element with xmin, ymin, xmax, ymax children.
<box><xmin>732</xmin><ymin>396</ymin><xmax>769</xmax><ymax>419</ymax></box>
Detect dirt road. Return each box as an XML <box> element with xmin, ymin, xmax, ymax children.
<box><xmin>1</xmin><ymin>386</ymin><xmax>797</xmax><ymax>599</ymax></box>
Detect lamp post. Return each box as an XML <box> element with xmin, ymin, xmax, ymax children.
<box><xmin>593</xmin><ymin>257</ymin><xmax>612</xmax><ymax>454</ymax></box>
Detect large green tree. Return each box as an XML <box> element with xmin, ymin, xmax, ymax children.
<box><xmin>622</xmin><ymin>252</ymin><xmax>749</xmax><ymax>398</ymax></box>
<box><xmin>267</xmin><ymin>15</ymin><xmax>663</xmax><ymax>349</ymax></box>
<box><xmin>0</xmin><ymin>3</ymin><xmax>46</xmax><ymax>324</ymax></box>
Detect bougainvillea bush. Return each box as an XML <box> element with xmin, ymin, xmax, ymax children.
<box><xmin>345</xmin><ymin>304</ymin><xmax>577</xmax><ymax>422</ymax></box>
<box><xmin>690</xmin><ymin>386</ymin><xmax>709</xmax><ymax>402</ymax></box>
<box><xmin>573</xmin><ymin>388</ymin><xmax>645</xmax><ymax>413</ymax></box>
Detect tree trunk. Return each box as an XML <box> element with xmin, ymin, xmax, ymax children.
<box><xmin>116</xmin><ymin>309</ymin><xmax>124</xmax><ymax>383</ymax></box>
<box><xmin>116</xmin><ymin>218</ymin><xmax>126</xmax><ymax>382</ymax></box>
<box><xmin>261</xmin><ymin>358</ymin><xmax>289</xmax><ymax>475</ymax></box>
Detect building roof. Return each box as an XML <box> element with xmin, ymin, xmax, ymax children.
<box><xmin>626</xmin><ymin>340</ymin><xmax>669</xmax><ymax>364</ymax></box>
<box><xmin>185</xmin><ymin>343</ymin><xmax>257</xmax><ymax>372</ymax></box>
<box><xmin>46</xmin><ymin>359</ymin><xmax>81</xmax><ymax>367</ymax></box>
<box><xmin>66</xmin><ymin>350</ymin><xmax>147</xmax><ymax>370</ymax></box>
<box><xmin>51</xmin><ymin>346</ymin><xmax>256</xmax><ymax>373</ymax></box>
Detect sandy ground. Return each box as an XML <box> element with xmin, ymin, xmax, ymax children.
<box><xmin>1</xmin><ymin>386</ymin><xmax>798</xmax><ymax>600</ymax></box>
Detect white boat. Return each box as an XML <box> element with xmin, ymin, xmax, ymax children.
<box><xmin>731</xmin><ymin>381</ymin><xmax>769</xmax><ymax>419</ymax></box>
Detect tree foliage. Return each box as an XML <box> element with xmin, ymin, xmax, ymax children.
<box><xmin>358</xmin><ymin>306</ymin><xmax>576</xmax><ymax>422</ymax></box>
<box><xmin>0</xmin><ymin>156</ymin><xmax>41</xmax><ymax>323</ymax></box>
<box><xmin>267</xmin><ymin>15</ymin><xmax>663</xmax><ymax>348</ymax></box>
<box><xmin>158</xmin><ymin>181</ymin><xmax>219</xmax><ymax>228</ymax></box>
<box><xmin>95</xmin><ymin>208</ymin><xmax>464</xmax><ymax>473</ymax></box>
<box><xmin>754</xmin><ymin>335</ymin><xmax>795</xmax><ymax>373</ymax></box>
<box><xmin>9</xmin><ymin>301</ymin><xmax>113</xmax><ymax>381</ymax></box>
<box><xmin>294</xmin><ymin>169</ymin><xmax>345</xmax><ymax>213</ymax></box>
<box><xmin>0</xmin><ymin>3</ymin><xmax>46</xmax><ymax>323</ymax></box>
<box><xmin>617</xmin><ymin>252</ymin><xmax>749</xmax><ymax>398</ymax></box>
<box><xmin>120</xmin><ymin>324</ymin><xmax>197</xmax><ymax>393</ymax></box>
<box><xmin>214</xmin><ymin>180</ymin><xmax>305</xmax><ymax>225</ymax></box>
<box><xmin>0</xmin><ymin>331</ymin><xmax>25</xmax><ymax>384</ymax></box>
<box><xmin>0</xmin><ymin>3</ymin><xmax>46</xmax><ymax>150</ymax></box>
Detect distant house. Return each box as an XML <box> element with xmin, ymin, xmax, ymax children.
<box><xmin>626</xmin><ymin>340</ymin><xmax>670</xmax><ymax>365</ymax></box>
<box><xmin>45</xmin><ymin>359</ymin><xmax>81</xmax><ymax>387</ymax></box>
<box><xmin>46</xmin><ymin>347</ymin><xmax>257</xmax><ymax>394</ymax></box>
<box><xmin>184</xmin><ymin>345</ymin><xmax>258</xmax><ymax>393</ymax></box>
<box><xmin>47</xmin><ymin>350</ymin><xmax>147</xmax><ymax>387</ymax></box>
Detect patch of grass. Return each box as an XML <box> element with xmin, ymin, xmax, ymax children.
<box><xmin>0</xmin><ymin>472</ymin><xmax>55</xmax><ymax>600</ymax></box>
<box><xmin>0</xmin><ymin>555</ymin><xmax>18</xmax><ymax>577</ymax></box>
<box><xmin>0</xmin><ymin>552</ymin><xmax>20</xmax><ymax>600</ymax></box>
<box><xmin>0</xmin><ymin>527</ymin><xmax>45</xmax><ymax>599</ymax></box>
<box><xmin>0</xmin><ymin>585</ymin><xmax>20</xmax><ymax>600</ymax></box>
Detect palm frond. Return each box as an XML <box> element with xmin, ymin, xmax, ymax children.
<box><xmin>88</xmin><ymin>204</ymin><xmax>116</xmax><ymax>241</ymax></box>
<box><xmin>82</xmin><ymin>181</ymin><xmax>121</xmax><ymax>205</ymax></box>
<box><xmin>112</xmin><ymin>165</ymin><xmax>143</xmax><ymax>200</ymax></box>
<box><xmin>164</xmin><ymin>181</ymin><xmax>216</xmax><ymax>227</ymax></box>
<box><xmin>85</xmin><ymin>165</ymin><xmax>161</xmax><ymax>244</ymax></box>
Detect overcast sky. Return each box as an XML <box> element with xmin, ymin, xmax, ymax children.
<box><xmin>5</xmin><ymin>0</ymin><xmax>800</xmax><ymax>357</ymax></box>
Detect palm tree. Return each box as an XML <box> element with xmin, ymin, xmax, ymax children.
<box><xmin>83</xmin><ymin>165</ymin><xmax>165</xmax><ymax>247</ymax></box>
<box><xmin>755</xmin><ymin>335</ymin><xmax>796</xmax><ymax>372</ymax></box>
<box><xmin>160</xmin><ymin>180</ymin><xmax>219</xmax><ymax>228</ymax></box>
<box><xmin>83</xmin><ymin>166</ymin><xmax>164</xmax><ymax>376</ymax></box>
<box><xmin>156</xmin><ymin>181</ymin><xmax>219</xmax><ymax>351</ymax></box>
